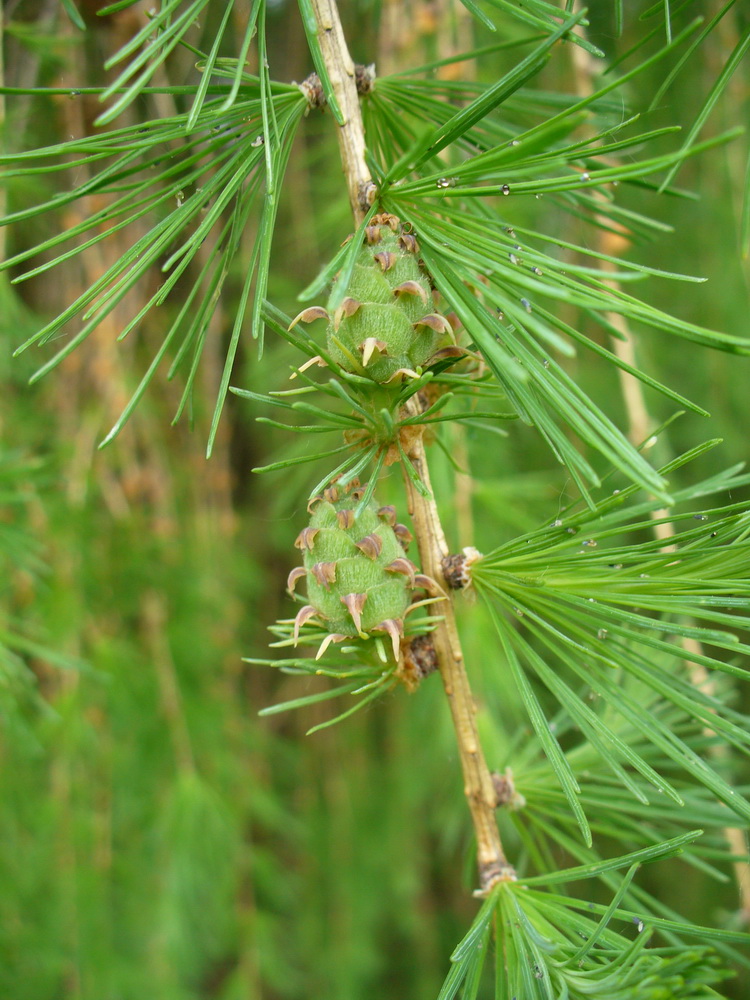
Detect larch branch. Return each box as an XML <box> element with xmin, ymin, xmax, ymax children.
<box><xmin>307</xmin><ymin>0</ymin><xmax>513</xmax><ymax>891</ymax></box>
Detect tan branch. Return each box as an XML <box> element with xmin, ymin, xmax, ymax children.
<box><xmin>401</xmin><ymin>402</ymin><xmax>514</xmax><ymax>891</ymax></box>
<box><xmin>308</xmin><ymin>0</ymin><xmax>375</xmax><ymax>222</ymax></box>
<box><xmin>308</xmin><ymin>0</ymin><xmax>512</xmax><ymax>891</ymax></box>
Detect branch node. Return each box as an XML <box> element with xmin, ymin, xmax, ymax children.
<box><xmin>297</xmin><ymin>72</ymin><xmax>326</xmax><ymax>109</ymax></box>
<box><xmin>295</xmin><ymin>63</ymin><xmax>376</xmax><ymax>111</ymax></box>
<box><xmin>491</xmin><ymin>768</ymin><xmax>526</xmax><ymax>810</ymax></box>
<box><xmin>474</xmin><ymin>859</ymin><xmax>518</xmax><ymax>896</ymax></box>
<box><xmin>359</xmin><ymin>180</ymin><xmax>378</xmax><ymax>212</ymax></box>
<box><xmin>354</xmin><ymin>62</ymin><xmax>377</xmax><ymax>94</ymax></box>
<box><xmin>441</xmin><ymin>547</ymin><xmax>483</xmax><ymax>589</ymax></box>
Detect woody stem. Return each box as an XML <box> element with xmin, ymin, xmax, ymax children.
<box><xmin>401</xmin><ymin>399</ymin><xmax>514</xmax><ymax>890</ymax></box>
<box><xmin>307</xmin><ymin>0</ymin><xmax>374</xmax><ymax>223</ymax></box>
<box><xmin>308</xmin><ymin>0</ymin><xmax>513</xmax><ymax>891</ymax></box>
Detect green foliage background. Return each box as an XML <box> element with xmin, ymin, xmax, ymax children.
<box><xmin>1</xmin><ymin>2</ymin><xmax>749</xmax><ymax>998</ymax></box>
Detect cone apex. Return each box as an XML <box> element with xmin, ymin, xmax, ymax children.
<box><xmin>371</xmin><ymin>212</ymin><xmax>399</xmax><ymax>232</ymax></box>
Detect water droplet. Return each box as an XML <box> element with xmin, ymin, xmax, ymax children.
<box><xmin>542</xmin><ymin>358</ymin><xmax>550</xmax><ymax>368</ymax></box>
<box><xmin>553</xmin><ymin>518</ymin><xmax>563</xmax><ymax>527</ymax></box>
<box><xmin>509</xmin><ymin>253</ymin><xmax>519</xmax><ymax>265</ymax></box>
<box><xmin>535</xmin><ymin>193</ymin><xmax>543</xmax><ymax>199</ymax></box>
<box><xmin>597</xmin><ymin>628</ymin><xmax>608</xmax><ymax>640</ymax></box>
<box><xmin>582</xmin><ymin>539</ymin><xmax>597</xmax><ymax>548</ymax></box>
<box><xmin>69</xmin><ymin>90</ymin><xmax>81</xmax><ymax>99</ymax></box>
<box><xmin>581</xmin><ymin>172</ymin><xmax>590</xmax><ymax>182</ymax></box>
<box><xmin>496</xmin><ymin>310</ymin><xmax>505</xmax><ymax>321</ymax></box>
<box><xmin>608</xmin><ymin>563</ymin><xmax>623</xmax><ymax>570</ymax></box>
<box><xmin>501</xmin><ymin>184</ymin><xmax>511</xmax><ymax>195</ymax></box>
<box><xmin>613</xmin><ymin>489</ymin><xmax>620</xmax><ymax>495</ymax></box>
<box><xmin>175</xmin><ymin>190</ymin><xmax>185</xmax><ymax>206</ymax></box>
<box><xmin>511</xmin><ymin>139</ymin><xmax>521</xmax><ymax>147</ymax></box>
<box><xmin>251</xmin><ymin>134</ymin><xmax>265</xmax><ymax>147</ymax></box>
<box><xmin>521</xmin><ymin>298</ymin><xmax>532</xmax><ymax>313</ymax></box>
<box><xmin>504</xmin><ymin>227</ymin><xmax>516</xmax><ymax>237</ymax></box>
<box><xmin>513</xmin><ymin>607</ymin><xmax>524</xmax><ymax>617</ymax></box>
<box><xmin>437</xmin><ymin>177</ymin><xmax>452</xmax><ymax>189</ymax></box>
<box><xmin>588</xmin><ymin>597</ymin><xmax>596</xmax><ymax>603</ymax></box>
<box><xmin>633</xmin><ymin>917</ymin><xmax>644</xmax><ymax>933</ymax></box>
<box><xmin>710</xmin><ymin>531</ymin><xmax>718</xmax><ymax>537</ymax></box>
<box><xmin>639</xmin><ymin>573</ymin><xmax>650</xmax><ymax>579</ymax></box>
<box><xmin>566</xmin><ymin>526</ymin><xmax>578</xmax><ymax>535</ymax></box>
<box><xmin>532</xmin><ymin>266</ymin><xmax>543</xmax><ymax>276</ymax></box>
<box><xmin>693</xmin><ymin>514</ymin><xmax>708</xmax><ymax>521</ymax></box>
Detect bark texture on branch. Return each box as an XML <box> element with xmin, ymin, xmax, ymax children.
<box><xmin>309</xmin><ymin>0</ymin><xmax>376</xmax><ymax>222</ymax></box>
<box><xmin>401</xmin><ymin>402</ymin><xmax>514</xmax><ymax>892</ymax></box>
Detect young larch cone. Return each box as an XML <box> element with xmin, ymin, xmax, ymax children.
<box><xmin>288</xmin><ymin>479</ymin><xmax>427</xmax><ymax>659</ymax></box>
<box><xmin>290</xmin><ymin>213</ymin><xmax>454</xmax><ymax>384</ymax></box>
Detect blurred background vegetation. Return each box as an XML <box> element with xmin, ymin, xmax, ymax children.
<box><xmin>1</xmin><ymin>2</ymin><xmax>748</xmax><ymax>998</ymax></box>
